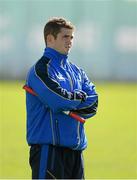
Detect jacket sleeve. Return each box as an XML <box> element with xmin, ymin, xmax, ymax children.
<box><xmin>27</xmin><ymin>58</ymin><xmax>86</xmax><ymax>113</ymax></box>
<box><xmin>73</xmin><ymin>69</ymin><xmax>98</xmax><ymax>119</ymax></box>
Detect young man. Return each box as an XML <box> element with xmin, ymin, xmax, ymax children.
<box><xmin>24</xmin><ymin>17</ymin><xmax>98</xmax><ymax>179</ymax></box>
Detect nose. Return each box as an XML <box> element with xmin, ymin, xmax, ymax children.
<box><xmin>68</xmin><ymin>37</ymin><xmax>73</xmax><ymax>45</ymax></box>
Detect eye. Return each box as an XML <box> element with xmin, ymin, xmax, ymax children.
<box><xmin>63</xmin><ymin>35</ymin><xmax>73</xmax><ymax>39</ymax></box>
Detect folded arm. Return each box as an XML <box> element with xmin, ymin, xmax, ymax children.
<box><xmin>26</xmin><ymin>57</ymin><xmax>86</xmax><ymax>113</ymax></box>
<box><xmin>73</xmin><ymin>69</ymin><xmax>98</xmax><ymax>119</ymax></box>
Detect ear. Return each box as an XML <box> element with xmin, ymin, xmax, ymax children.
<box><xmin>47</xmin><ymin>34</ymin><xmax>55</xmax><ymax>44</ymax></box>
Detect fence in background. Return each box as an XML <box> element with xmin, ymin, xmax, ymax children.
<box><xmin>0</xmin><ymin>0</ymin><xmax>137</xmax><ymax>81</ymax></box>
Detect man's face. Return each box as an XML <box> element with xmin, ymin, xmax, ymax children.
<box><xmin>51</xmin><ymin>28</ymin><xmax>74</xmax><ymax>55</ymax></box>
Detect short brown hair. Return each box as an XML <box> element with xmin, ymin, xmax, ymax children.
<box><xmin>44</xmin><ymin>17</ymin><xmax>75</xmax><ymax>45</ymax></box>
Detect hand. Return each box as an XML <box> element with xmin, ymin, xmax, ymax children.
<box><xmin>73</xmin><ymin>89</ymin><xmax>87</xmax><ymax>102</ymax></box>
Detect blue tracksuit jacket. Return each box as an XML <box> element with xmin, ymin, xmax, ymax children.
<box><xmin>25</xmin><ymin>47</ymin><xmax>98</xmax><ymax>150</ymax></box>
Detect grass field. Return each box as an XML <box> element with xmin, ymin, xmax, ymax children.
<box><xmin>0</xmin><ymin>81</ymin><xmax>136</xmax><ymax>179</ymax></box>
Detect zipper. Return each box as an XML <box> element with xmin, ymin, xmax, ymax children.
<box><xmin>65</xmin><ymin>71</ymin><xmax>73</xmax><ymax>91</ymax></box>
<box><xmin>65</xmin><ymin>68</ymin><xmax>81</xmax><ymax>149</ymax></box>
<box><xmin>73</xmin><ymin>122</ymin><xmax>81</xmax><ymax>150</ymax></box>
<box><xmin>50</xmin><ymin>110</ymin><xmax>55</xmax><ymax>145</ymax></box>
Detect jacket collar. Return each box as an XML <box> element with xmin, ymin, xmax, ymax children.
<box><xmin>43</xmin><ymin>47</ymin><xmax>68</xmax><ymax>67</ymax></box>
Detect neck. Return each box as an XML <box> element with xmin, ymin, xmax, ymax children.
<box><xmin>43</xmin><ymin>47</ymin><xmax>68</xmax><ymax>66</ymax></box>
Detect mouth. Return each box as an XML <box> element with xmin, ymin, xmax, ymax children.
<box><xmin>65</xmin><ymin>45</ymin><xmax>71</xmax><ymax>50</ymax></box>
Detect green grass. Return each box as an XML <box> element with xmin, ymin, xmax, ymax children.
<box><xmin>0</xmin><ymin>81</ymin><xmax>137</xmax><ymax>179</ymax></box>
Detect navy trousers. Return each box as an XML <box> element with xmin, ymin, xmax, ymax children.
<box><xmin>29</xmin><ymin>144</ymin><xmax>84</xmax><ymax>179</ymax></box>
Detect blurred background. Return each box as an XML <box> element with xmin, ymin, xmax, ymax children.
<box><xmin>0</xmin><ymin>0</ymin><xmax>137</xmax><ymax>81</ymax></box>
<box><xmin>0</xmin><ymin>0</ymin><xmax>137</xmax><ymax>179</ymax></box>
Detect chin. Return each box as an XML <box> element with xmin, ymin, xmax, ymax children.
<box><xmin>62</xmin><ymin>50</ymin><xmax>69</xmax><ymax>55</ymax></box>
<box><xmin>61</xmin><ymin>48</ymin><xmax>70</xmax><ymax>55</ymax></box>
<box><xmin>66</xmin><ymin>49</ymin><xmax>70</xmax><ymax>54</ymax></box>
